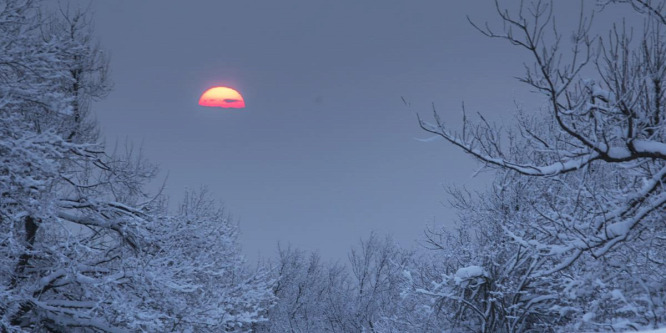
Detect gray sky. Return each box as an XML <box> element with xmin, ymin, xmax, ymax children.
<box><xmin>78</xmin><ymin>0</ymin><xmax>567</xmax><ymax>261</ymax></box>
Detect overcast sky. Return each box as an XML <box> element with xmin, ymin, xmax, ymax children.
<box><xmin>69</xmin><ymin>0</ymin><xmax>613</xmax><ymax>261</ymax></box>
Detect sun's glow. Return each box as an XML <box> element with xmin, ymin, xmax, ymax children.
<box><xmin>199</xmin><ymin>86</ymin><xmax>245</xmax><ymax>108</ymax></box>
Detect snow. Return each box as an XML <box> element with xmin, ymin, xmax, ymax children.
<box><xmin>632</xmin><ymin>140</ymin><xmax>666</xmax><ymax>157</ymax></box>
<box><xmin>606</xmin><ymin>146</ymin><xmax>632</xmax><ymax>159</ymax></box>
<box><xmin>638</xmin><ymin>328</ymin><xmax>666</xmax><ymax>333</ymax></box>
<box><xmin>454</xmin><ymin>266</ymin><xmax>488</xmax><ymax>285</ymax></box>
<box><xmin>582</xmin><ymin>312</ymin><xmax>595</xmax><ymax>322</ymax></box>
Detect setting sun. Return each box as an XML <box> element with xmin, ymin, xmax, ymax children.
<box><xmin>198</xmin><ymin>86</ymin><xmax>245</xmax><ymax>108</ymax></box>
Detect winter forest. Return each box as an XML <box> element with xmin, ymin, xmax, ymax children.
<box><xmin>4</xmin><ymin>0</ymin><xmax>666</xmax><ymax>332</ymax></box>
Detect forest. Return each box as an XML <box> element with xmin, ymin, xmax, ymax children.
<box><xmin>3</xmin><ymin>0</ymin><xmax>666</xmax><ymax>332</ymax></box>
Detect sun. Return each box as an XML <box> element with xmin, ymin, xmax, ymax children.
<box><xmin>199</xmin><ymin>86</ymin><xmax>245</xmax><ymax>108</ymax></box>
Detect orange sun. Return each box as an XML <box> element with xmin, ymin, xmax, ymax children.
<box><xmin>199</xmin><ymin>86</ymin><xmax>245</xmax><ymax>108</ymax></box>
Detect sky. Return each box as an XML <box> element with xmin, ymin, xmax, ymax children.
<box><xmin>68</xmin><ymin>0</ymin><xmax>595</xmax><ymax>262</ymax></box>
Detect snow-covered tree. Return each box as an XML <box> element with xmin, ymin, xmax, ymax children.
<box><xmin>258</xmin><ymin>235</ymin><xmax>419</xmax><ymax>333</ymax></box>
<box><xmin>346</xmin><ymin>234</ymin><xmax>413</xmax><ymax>332</ymax></box>
<box><xmin>133</xmin><ymin>189</ymin><xmax>275</xmax><ymax>332</ymax></box>
<box><xmin>45</xmin><ymin>5</ymin><xmax>110</xmax><ymax>144</ymax></box>
<box><xmin>0</xmin><ymin>2</ymin><xmax>273</xmax><ymax>331</ymax></box>
<box><xmin>418</xmin><ymin>0</ymin><xmax>666</xmax><ymax>330</ymax></box>
<box><xmin>407</xmin><ymin>172</ymin><xmax>573</xmax><ymax>332</ymax></box>
<box><xmin>257</xmin><ymin>246</ymin><xmax>349</xmax><ymax>332</ymax></box>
